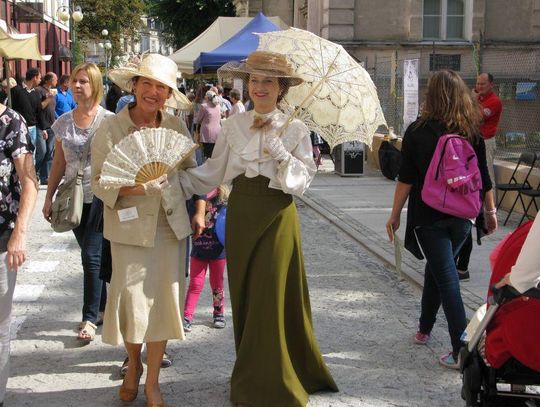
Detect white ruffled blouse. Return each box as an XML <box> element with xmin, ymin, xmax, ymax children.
<box><xmin>179</xmin><ymin>108</ymin><xmax>316</xmax><ymax>197</ymax></box>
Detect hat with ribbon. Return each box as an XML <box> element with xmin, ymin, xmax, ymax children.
<box><xmin>218</xmin><ymin>51</ymin><xmax>303</xmax><ymax>87</ymax></box>
<box><xmin>109</xmin><ymin>53</ymin><xmax>191</xmax><ymax>111</ymax></box>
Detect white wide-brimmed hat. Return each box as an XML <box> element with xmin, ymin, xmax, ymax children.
<box><xmin>109</xmin><ymin>53</ymin><xmax>191</xmax><ymax>111</ymax></box>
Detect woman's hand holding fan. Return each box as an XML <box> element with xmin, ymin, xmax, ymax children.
<box><xmin>142</xmin><ymin>174</ymin><xmax>169</xmax><ymax>196</ymax></box>
<box><xmin>99</xmin><ymin>128</ymin><xmax>197</xmax><ymax>188</ymax></box>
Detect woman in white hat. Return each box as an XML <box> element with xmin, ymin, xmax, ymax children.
<box><xmin>178</xmin><ymin>51</ymin><xmax>338</xmax><ymax>407</ymax></box>
<box><xmin>91</xmin><ymin>54</ymin><xmax>199</xmax><ymax>407</ymax></box>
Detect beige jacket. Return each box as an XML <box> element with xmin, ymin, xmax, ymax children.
<box><xmin>91</xmin><ymin>107</ymin><xmax>196</xmax><ymax>247</ymax></box>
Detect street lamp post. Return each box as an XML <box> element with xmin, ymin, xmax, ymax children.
<box><xmin>57</xmin><ymin>2</ymin><xmax>84</xmax><ymax>67</ymax></box>
<box><xmin>98</xmin><ymin>30</ymin><xmax>112</xmax><ymax>94</ymax></box>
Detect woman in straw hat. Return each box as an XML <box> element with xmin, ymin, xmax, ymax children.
<box><xmin>91</xmin><ymin>54</ymin><xmax>200</xmax><ymax>407</ymax></box>
<box><xmin>178</xmin><ymin>50</ymin><xmax>338</xmax><ymax>407</ymax></box>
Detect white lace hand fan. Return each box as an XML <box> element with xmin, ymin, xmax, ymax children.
<box><xmin>99</xmin><ymin>127</ymin><xmax>197</xmax><ymax>188</ymax></box>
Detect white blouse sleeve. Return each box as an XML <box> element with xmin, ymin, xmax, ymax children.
<box><xmin>275</xmin><ymin>121</ymin><xmax>316</xmax><ymax>196</ymax></box>
<box><xmin>178</xmin><ymin>129</ymin><xmax>230</xmax><ymax>198</ymax></box>
<box><xmin>509</xmin><ymin>213</ymin><xmax>540</xmax><ymax>293</ymax></box>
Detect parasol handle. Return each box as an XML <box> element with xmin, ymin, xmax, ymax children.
<box><xmin>276</xmin><ymin>57</ymin><xmax>339</xmax><ymax>139</ymax></box>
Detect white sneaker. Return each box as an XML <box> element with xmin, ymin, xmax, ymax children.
<box><xmin>213</xmin><ymin>315</ymin><xmax>226</xmax><ymax>329</ymax></box>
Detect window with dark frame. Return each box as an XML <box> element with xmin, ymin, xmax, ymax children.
<box><xmin>429</xmin><ymin>54</ymin><xmax>461</xmax><ymax>71</ymax></box>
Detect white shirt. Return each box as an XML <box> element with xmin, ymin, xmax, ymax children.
<box><xmin>509</xmin><ymin>213</ymin><xmax>540</xmax><ymax>293</ymax></box>
<box><xmin>229</xmin><ymin>101</ymin><xmax>245</xmax><ymax>117</ymax></box>
<box><xmin>179</xmin><ymin>109</ymin><xmax>316</xmax><ymax>197</ymax></box>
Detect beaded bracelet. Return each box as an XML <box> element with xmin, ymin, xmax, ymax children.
<box><xmin>485</xmin><ymin>208</ymin><xmax>497</xmax><ymax>215</ymax></box>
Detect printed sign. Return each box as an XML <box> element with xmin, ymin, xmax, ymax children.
<box><xmin>403</xmin><ymin>59</ymin><xmax>419</xmax><ymax>132</ymax></box>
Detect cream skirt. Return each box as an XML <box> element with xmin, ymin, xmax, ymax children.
<box><xmin>102</xmin><ymin>209</ymin><xmax>186</xmax><ymax>345</ymax></box>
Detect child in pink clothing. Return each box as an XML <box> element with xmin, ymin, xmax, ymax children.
<box><xmin>184</xmin><ymin>185</ymin><xmax>229</xmax><ymax>331</ymax></box>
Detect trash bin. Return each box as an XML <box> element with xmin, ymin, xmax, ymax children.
<box><xmin>334</xmin><ymin>141</ymin><xmax>364</xmax><ymax>176</ymax></box>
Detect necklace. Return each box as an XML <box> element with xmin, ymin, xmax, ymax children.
<box><xmin>131</xmin><ymin>110</ymin><xmax>161</xmax><ymax>129</ymax></box>
<box><xmin>136</xmin><ymin>118</ymin><xmax>159</xmax><ymax>128</ymax></box>
<box><xmin>73</xmin><ymin>107</ymin><xmax>98</xmax><ymax>129</ymax></box>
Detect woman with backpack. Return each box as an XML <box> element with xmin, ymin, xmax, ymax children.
<box><xmin>386</xmin><ymin>70</ymin><xmax>498</xmax><ymax>369</ymax></box>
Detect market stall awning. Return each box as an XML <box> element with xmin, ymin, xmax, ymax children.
<box><xmin>193</xmin><ymin>12</ymin><xmax>280</xmax><ymax>73</ymax></box>
<box><xmin>169</xmin><ymin>14</ymin><xmax>286</xmax><ymax>74</ymax></box>
<box><xmin>0</xmin><ymin>20</ymin><xmax>51</xmax><ymax>107</ymax></box>
<box><xmin>0</xmin><ymin>20</ymin><xmax>51</xmax><ymax>61</ymax></box>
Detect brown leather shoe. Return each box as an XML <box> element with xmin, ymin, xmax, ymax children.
<box><xmin>119</xmin><ymin>365</ymin><xmax>143</xmax><ymax>402</ymax></box>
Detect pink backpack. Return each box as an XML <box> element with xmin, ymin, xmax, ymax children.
<box><xmin>421</xmin><ymin>134</ymin><xmax>483</xmax><ymax>219</ymax></box>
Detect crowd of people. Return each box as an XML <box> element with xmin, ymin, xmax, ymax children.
<box><xmin>0</xmin><ymin>47</ymin><xmax>537</xmax><ymax>407</ymax></box>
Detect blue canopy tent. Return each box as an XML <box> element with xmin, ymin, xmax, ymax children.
<box><xmin>193</xmin><ymin>12</ymin><xmax>280</xmax><ymax>73</ymax></box>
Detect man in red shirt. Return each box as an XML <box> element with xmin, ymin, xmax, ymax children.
<box><xmin>474</xmin><ymin>72</ymin><xmax>502</xmax><ymax>185</ymax></box>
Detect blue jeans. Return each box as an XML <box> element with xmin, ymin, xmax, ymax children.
<box><xmin>415</xmin><ymin>217</ymin><xmax>472</xmax><ymax>357</ymax></box>
<box><xmin>28</xmin><ymin>126</ymin><xmax>37</xmax><ymax>163</ymax></box>
<box><xmin>455</xmin><ymin>231</ymin><xmax>473</xmax><ymax>272</ymax></box>
<box><xmin>34</xmin><ymin>128</ymin><xmax>55</xmax><ymax>183</ymax></box>
<box><xmin>72</xmin><ymin>201</ymin><xmax>107</xmax><ymax>324</ymax></box>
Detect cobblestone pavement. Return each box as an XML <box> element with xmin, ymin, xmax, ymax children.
<box><xmin>5</xmin><ymin>190</ymin><xmax>462</xmax><ymax>406</ymax></box>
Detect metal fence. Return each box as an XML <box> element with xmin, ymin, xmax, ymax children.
<box><xmin>369</xmin><ymin>47</ymin><xmax>540</xmax><ymax>167</ymax></box>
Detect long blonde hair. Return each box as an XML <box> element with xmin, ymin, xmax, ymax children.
<box><xmin>418</xmin><ymin>70</ymin><xmax>482</xmax><ymax>143</ymax></box>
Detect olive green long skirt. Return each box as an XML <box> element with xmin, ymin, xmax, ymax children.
<box><xmin>226</xmin><ymin>175</ymin><xmax>338</xmax><ymax>407</ymax></box>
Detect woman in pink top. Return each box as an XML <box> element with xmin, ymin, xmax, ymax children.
<box><xmin>196</xmin><ymin>90</ymin><xmax>222</xmax><ymax>159</ymax></box>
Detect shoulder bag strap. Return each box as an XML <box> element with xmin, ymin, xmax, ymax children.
<box><xmin>77</xmin><ymin>108</ymin><xmax>107</xmax><ymax>177</ymax></box>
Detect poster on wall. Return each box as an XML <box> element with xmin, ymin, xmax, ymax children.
<box><xmin>403</xmin><ymin>59</ymin><xmax>419</xmax><ymax>132</ymax></box>
<box><xmin>515</xmin><ymin>82</ymin><xmax>537</xmax><ymax>100</ymax></box>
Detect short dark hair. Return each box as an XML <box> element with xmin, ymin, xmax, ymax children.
<box><xmin>25</xmin><ymin>68</ymin><xmax>40</xmax><ymax>81</ymax></box>
<box><xmin>43</xmin><ymin>73</ymin><xmax>55</xmax><ymax>83</ymax></box>
<box><xmin>59</xmin><ymin>74</ymin><xmax>70</xmax><ymax>85</ymax></box>
<box><xmin>487</xmin><ymin>73</ymin><xmax>494</xmax><ymax>83</ymax></box>
<box><xmin>229</xmin><ymin>89</ymin><xmax>241</xmax><ymax>101</ymax></box>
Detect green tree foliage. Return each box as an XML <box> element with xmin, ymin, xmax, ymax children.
<box><xmin>146</xmin><ymin>0</ymin><xmax>236</xmax><ymax>49</ymax></box>
<box><xmin>74</xmin><ymin>0</ymin><xmax>145</xmax><ymax>58</ymax></box>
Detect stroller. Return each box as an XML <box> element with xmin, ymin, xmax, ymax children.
<box><xmin>460</xmin><ymin>220</ymin><xmax>540</xmax><ymax>406</ymax></box>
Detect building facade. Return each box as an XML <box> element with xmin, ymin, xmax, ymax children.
<box><xmin>85</xmin><ymin>15</ymin><xmax>174</xmax><ymax>70</ymax></box>
<box><xmin>0</xmin><ymin>0</ymin><xmax>73</xmax><ymax>79</ymax></box>
<box><xmin>122</xmin><ymin>16</ymin><xmax>174</xmax><ymax>57</ymax></box>
<box><xmin>236</xmin><ymin>0</ymin><xmax>540</xmax><ymax>141</ymax></box>
<box><xmin>0</xmin><ymin>2</ymin><xmax>171</xmax><ymax>80</ymax></box>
